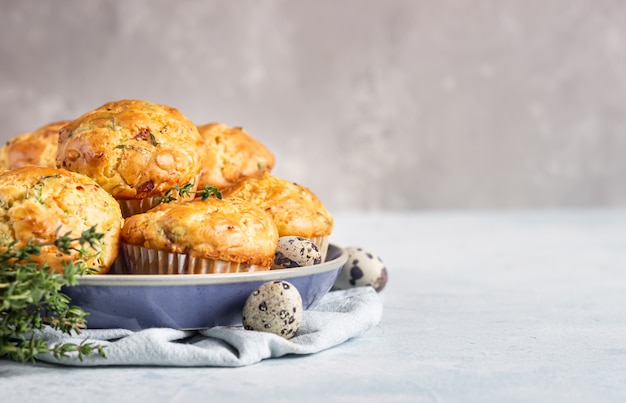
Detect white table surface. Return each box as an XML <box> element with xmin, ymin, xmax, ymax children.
<box><xmin>2</xmin><ymin>208</ymin><xmax>626</xmax><ymax>402</ymax></box>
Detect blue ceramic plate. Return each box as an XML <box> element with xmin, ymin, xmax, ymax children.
<box><xmin>63</xmin><ymin>244</ymin><xmax>347</xmax><ymax>330</ymax></box>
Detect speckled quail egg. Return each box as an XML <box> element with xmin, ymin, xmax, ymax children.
<box><xmin>332</xmin><ymin>247</ymin><xmax>388</xmax><ymax>292</ymax></box>
<box><xmin>271</xmin><ymin>236</ymin><xmax>322</xmax><ymax>269</ymax></box>
<box><xmin>242</xmin><ymin>280</ymin><xmax>303</xmax><ymax>339</ymax></box>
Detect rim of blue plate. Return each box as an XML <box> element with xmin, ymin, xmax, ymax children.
<box><xmin>75</xmin><ymin>244</ymin><xmax>348</xmax><ymax>286</ymax></box>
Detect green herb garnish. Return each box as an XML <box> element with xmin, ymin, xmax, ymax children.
<box><xmin>0</xmin><ymin>226</ymin><xmax>107</xmax><ymax>363</ymax></box>
<box><xmin>148</xmin><ymin>132</ymin><xmax>159</xmax><ymax>146</ymax></box>
<box><xmin>197</xmin><ymin>185</ymin><xmax>223</xmax><ymax>201</ymax></box>
<box><xmin>114</xmin><ymin>144</ymin><xmax>133</xmax><ymax>150</ymax></box>
<box><xmin>156</xmin><ymin>183</ymin><xmax>223</xmax><ymax>204</ymax></box>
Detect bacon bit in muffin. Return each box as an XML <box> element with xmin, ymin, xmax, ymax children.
<box><xmin>134</xmin><ymin>128</ymin><xmax>150</xmax><ymax>141</ymax></box>
<box><xmin>136</xmin><ymin>180</ymin><xmax>155</xmax><ymax>194</ymax></box>
<box><xmin>134</xmin><ymin>128</ymin><xmax>159</xmax><ymax>146</ymax></box>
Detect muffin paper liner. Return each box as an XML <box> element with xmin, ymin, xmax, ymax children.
<box><xmin>118</xmin><ymin>243</ymin><xmax>270</xmax><ymax>274</ymax></box>
<box><xmin>309</xmin><ymin>235</ymin><xmax>330</xmax><ymax>262</ymax></box>
<box><xmin>117</xmin><ymin>198</ymin><xmax>161</xmax><ymax>218</ymax></box>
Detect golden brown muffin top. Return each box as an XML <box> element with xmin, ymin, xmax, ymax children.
<box><xmin>222</xmin><ymin>173</ymin><xmax>334</xmax><ymax>238</ymax></box>
<box><xmin>1</xmin><ymin>120</ymin><xmax>70</xmax><ymax>169</ymax></box>
<box><xmin>56</xmin><ymin>100</ymin><xmax>204</xmax><ymax>200</ymax></box>
<box><xmin>121</xmin><ymin>198</ymin><xmax>278</xmax><ymax>267</ymax></box>
<box><xmin>196</xmin><ymin>123</ymin><xmax>275</xmax><ymax>189</ymax></box>
<box><xmin>0</xmin><ymin>166</ymin><xmax>124</xmax><ymax>274</ymax></box>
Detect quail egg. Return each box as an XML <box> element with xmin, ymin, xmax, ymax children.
<box><xmin>272</xmin><ymin>236</ymin><xmax>322</xmax><ymax>269</ymax></box>
<box><xmin>242</xmin><ymin>280</ymin><xmax>303</xmax><ymax>339</ymax></box>
<box><xmin>332</xmin><ymin>247</ymin><xmax>388</xmax><ymax>292</ymax></box>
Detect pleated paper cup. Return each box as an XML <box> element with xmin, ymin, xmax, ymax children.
<box><xmin>120</xmin><ymin>243</ymin><xmax>270</xmax><ymax>274</ymax></box>
<box><xmin>108</xmin><ymin>256</ymin><xmax>127</xmax><ymax>274</ymax></box>
<box><xmin>117</xmin><ymin>197</ymin><xmax>160</xmax><ymax>218</ymax></box>
<box><xmin>309</xmin><ymin>235</ymin><xmax>330</xmax><ymax>262</ymax></box>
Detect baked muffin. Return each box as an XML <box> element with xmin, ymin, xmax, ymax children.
<box><xmin>119</xmin><ymin>197</ymin><xmax>279</xmax><ymax>274</ymax></box>
<box><xmin>0</xmin><ymin>166</ymin><xmax>124</xmax><ymax>274</ymax></box>
<box><xmin>0</xmin><ymin>144</ymin><xmax>7</xmax><ymax>170</ymax></box>
<box><xmin>222</xmin><ymin>173</ymin><xmax>334</xmax><ymax>260</ymax></box>
<box><xmin>56</xmin><ymin>100</ymin><xmax>205</xmax><ymax>217</ymax></box>
<box><xmin>0</xmin><ymin>120</ymin><xmax>70</xmax><ymax>169</ymax></box>
<box><xmin>196</xmin><ymin>123</ymin><xmax>275</xmax><ymax>190</ymax></box>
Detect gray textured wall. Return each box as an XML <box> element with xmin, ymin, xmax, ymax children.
<box><xmin>1</xmin><ymin>0</ymin><xmax>625</xmax><ymax>212</ymax></box>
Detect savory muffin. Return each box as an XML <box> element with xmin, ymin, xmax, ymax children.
<box><xmin>222</xmin><ymin>173</ymin><xmax>334</xmax><ymax>260</ymax></box>
<box><xmin>0</xmin><ymin>144</ymin><xmax>7</xmax><ymax>170</ymax></box>
<box><xmin>0</xmin><ymin>120</ymin><xmax>70</xmax><ymax>169</ymax></box>
<box><xmin>196</xmin><ymin>122</ymin><xmax>275</xmax><ymax>190</ymax></box>
<box><xmin>0</xmin><ymin>166</ymin><xmax>124</xmax><ymax>274</ymax></box>
<box><xmin>119</xmin><ymin>197</ymin><xmax>279</xmax><ymax>274</ymax></box>
<box><xmin>56</xmin><ymin>100</ymin><xmax>205</xmax><ymax>217</ymax></box>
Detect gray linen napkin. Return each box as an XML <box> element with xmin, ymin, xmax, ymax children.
<box><xmin>35</xmin><ymin>287</ymin><xmax>382</xmax><ymax>367</ymax></box>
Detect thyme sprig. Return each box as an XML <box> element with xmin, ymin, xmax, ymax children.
<box><xmin>0</xmin><ymin>227</ymin><xmax>107</xmax><ymax>363</ymax></box>
<box><xmin>156</xmin><ymin>183</ymin><xmax>223</xmax><ymax>204</ymax></box>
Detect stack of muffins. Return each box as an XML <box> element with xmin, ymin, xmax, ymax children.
<box><xmin>0</xmin><ymin>99</ymin><xmax>333</xmax><ymax>275</ymax></box>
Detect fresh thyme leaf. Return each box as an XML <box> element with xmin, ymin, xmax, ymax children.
<box><xmin>197</xmin><ymin>185</ymin><xmax>223</xmax><ymax>200</ymax></box>
<box><xmin>154</xmin><ymin>187</ymin><xmax>177</xmax><ymax>204</ymax></box>
<box><xmin>148</xmin><ymin>132</ymin><xmax>159</xmax><ymax>146</ymax></box>
<box><xmin>0</xmin><ymin>226</ymin><xmax>107</xmax><ymax>363</ymax></box>
<box><xmin>174</xmin><ymin>183</ymin><xmax>194</xmax><ymax>199</ymax></box>
<box><xmin>155</xmin><ymin>183</ymin><xmax>222</xmax><ymax>204</ymax></box>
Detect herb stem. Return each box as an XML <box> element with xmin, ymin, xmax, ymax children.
<box><xmin>0</xmin><ymin>226</ymin><xmax>107</xmax><ymax>363</ymax></box>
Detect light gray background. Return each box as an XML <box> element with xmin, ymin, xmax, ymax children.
<box><xmin>1</xmin><ymin>0</ymin><xmax>624</xmax><ymax>212</ymax></box>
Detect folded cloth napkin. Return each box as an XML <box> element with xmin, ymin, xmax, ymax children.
<box><xmin>35</xmin><ymin>287</ymin><xmax>382</xmax><ymax>367</ymax></box>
